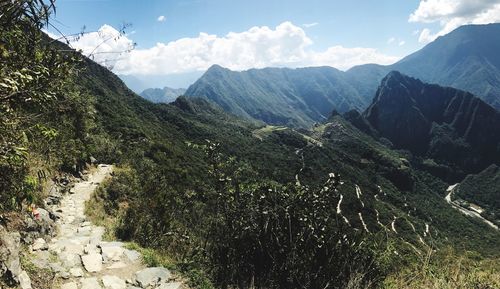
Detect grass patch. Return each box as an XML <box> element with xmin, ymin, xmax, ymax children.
<box><xmin>84</xmin><ymin>177</ymin><xmax>119</xmax><ymax>241</ymax></box>
<box><xmin>125</xmin><ymin>242</ymin><xmax>215</xmax><ymax>289</ymax></box>
<box><xmin>252</xmin><ymin>125</ymin><xmax>288</xmax><ymax>140</ymax></box>
<box><xmin>382</xmin><ymin>247</ymin><xmax>500</xmax><ymax>289</ymax></box>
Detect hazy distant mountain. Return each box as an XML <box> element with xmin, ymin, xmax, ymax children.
<box><xmin>363</xmin><ymin>71</ymin><xmax>500</xmax><ymax>177</ymax></box>
<box><xmin>185</xmin><ymin>65</ymin><xmax>369</xmax><ymax>127</ymax></box>
<box><xmin>140</xmin><ymin>87</ymin><xmax>186</xmax><ymax>103</ymax></box>
<box><xmin>118</xmin><ymin>72</ymin><xmax>202</xmax><ymax>93</ymax></box>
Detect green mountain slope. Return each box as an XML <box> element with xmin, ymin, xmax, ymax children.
<box><xmin>2</xmin><ymin>3</ymin><xmax>499</xmax><ymax>287</ymax></box>
<box><xmin>456</xmin><ymin>165</ymin><xmax>500</xmax><ymax>225</ymax></box>
<box><xmin>69</xmin><ymin>50</ymin><xmax>500</xmax><ymax>286</ymax></box>
<box><xmin>185</xmin><ymin>65</ymin><xmax>369</xmax><ymax>127</ymax></box>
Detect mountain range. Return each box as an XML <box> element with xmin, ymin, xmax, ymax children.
<box><xmin>183</xmin><ymin>23</ymin><xmax>500</xmax><ymax>127</ymax></box>
<box><xmin>140</xmin><ymin>87</ymin><xmax>186</xmax><ymax>103</ymax></box>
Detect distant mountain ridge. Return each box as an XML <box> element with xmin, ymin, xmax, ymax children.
<box><xmin>185</xmin><ymin>65</ymin><xmax>370</xmax><ymax>127</ymax></box>
<box><xmin>184</xmin><ymin>23</ymin><xmax>500</xmax><ymax>127</ymax></box>
<box><xmin>361</xmin><ymin>71</ymin><xmax>500</xmax><ymax>178</ymax></box>
<box><xmin>140</xmin><ymin>87</ymin><xmax>186</xmax><ymax>103</ymax></box>
<box><xmin>350</xmin><ymin>23</ymin><xmax>500</xmax><ymax>110</ymax></box>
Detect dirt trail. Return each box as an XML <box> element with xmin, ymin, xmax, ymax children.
<box><xmin>29</xmin><ymin>165</ymin><xmax>184</xmax><ymax>289</ymax></box>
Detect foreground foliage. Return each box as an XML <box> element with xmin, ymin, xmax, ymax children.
<box><xmin>95</xmin><ymin>143</ymin><xmax>384</xmax><ymax>288</ymax></box>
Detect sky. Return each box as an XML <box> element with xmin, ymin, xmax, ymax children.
<box><xmin>48</xmin><ymin>0</ymin><xmax>500</xmax><ymax>89</ymax></box>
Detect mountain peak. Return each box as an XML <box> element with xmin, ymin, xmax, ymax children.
<box><xmin>380</xmin><ymin>71</ymin><xmax>422</xmax><ymax>88</ymax></box>
<box><xmin>363</xmin><ymin>74</ymin><xmax>500</xmax><ymax>176</ymax></box>
<box><xmin>207</xmin><ymin>64</ymin><xmax>230</xmax><ymax>73</ymax></box>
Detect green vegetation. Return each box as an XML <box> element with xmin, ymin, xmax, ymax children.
<box><xmin>383</xmin><ymin>247</ymin><xmax>500</xmax><ymax>289</ymax></box>
<box><xmin>139</xmin><ymin>86</ymin><xmax>186</xmax><ymax>103</ymax></box>
<box><xmin>455</xmin><ymin>165</ymin><xmax>500</xmax><ymax>225</ymax></box>
<box><xmin>0</xmin><ymin>0</ymin><xmax>90</xmax><ymax>211</ymax></box>
<box><xmin>185</xmin><ymin>65</ymin><xmax>370</xmax><ymax>127</ymax></box>
<box><xmin>1</xmin><ymin>1</ymin><xmax>499</xmax><ymax>288</ymax></box>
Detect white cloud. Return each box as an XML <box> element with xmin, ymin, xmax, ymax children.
<box><xmin>417</xmin><ymin>28</ymin><xmax>434</xmax><ymax>43</ymax></box>
<box><xmin>66</xmin><ymin>25</ymin><xmax>135</xmax><ymax>70</ymax></box>
<box><xmin>68</xmin><ymin>22</ymin><xmax>400</xmax><ymax>75</ymax></box>
<box><xmin>387</xmin><ymin>37</ymin><xmax>396</xmax><ymax>44</ymax></box>
<box><xmin>413</xmin><ymin>29</ymin><xmax>420</xmax><ymax>35</ymax></box>
<box><xmin>157</xmin><ymin>15</ymin><xmax>166</xmax><ymax>22</ymax></box>
<box><xmin>398</xmin><ymin>40</ymin><xmax>406</xmax><ymax>46</ymax></box>
<box><xmin>303</xmin><ymin>22</ymin><xmax>319</xmax><ymax>28</ymax></box>
<box><xmin>409</xmin><ymin>0</ymin><xmax>500</xmax><ymax>43</ymax></box>
<box><xmin>309</xmin><ymin>46</ymin><xmax>399</xmax><ymax>70</ymax></box>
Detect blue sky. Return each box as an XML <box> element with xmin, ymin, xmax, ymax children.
<box><xmin>49</xmin><ymin>0</ymin><xmax>500</xmax><ymax>89</ymax></box>
<box><xmin>54</xmin><ymin>0</ymin><xmax>426</xmax><ymax>53</ymax></box>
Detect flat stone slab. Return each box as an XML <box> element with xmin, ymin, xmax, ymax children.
<box><xmin>134</xmin><ymin>267</ymin><xmax>172</xmax><ymax>287</ymax></box>
<box><xmin>81</xmin><ymin>253</ymin><xmax>103</xmax><ymax>272</ymax></box>
<box><xmin>81</xmin><ymin>277</ymin><xmax>102</xmax><ymax>289</ymax></box>
<box><xmin>102</xmin><ymin>275</ymin><xmax>126</xmax><ymax>289</ymax></box>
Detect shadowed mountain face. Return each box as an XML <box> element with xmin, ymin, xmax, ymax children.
<box><xmin>185</xmin><ymin>65</ymin><xmax>370</xmax><ymax>127</ymax></box>
<box><xmin>140</xmin><ymin>87</ymin><xmax>186</xmax><ymax>103</ymax></box>
<box><xmin>363</xmin><ymin>71</ymin><xmax>500</xmax><ymax>176</ymax></box>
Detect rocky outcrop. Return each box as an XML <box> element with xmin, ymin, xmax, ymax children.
<box><xmin>0</xmin><ymin>227</ymin><xmax>22</xmax><ymax>285</ymax></box>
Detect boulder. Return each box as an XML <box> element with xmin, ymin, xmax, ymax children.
<box><xmin>81</xmin><ymin>253</ymin><xmax>103</xmax><ymax>272</ymax></box>
<box><xmin>101</xmin><ymin>245</ymin><xmax>124</xmax><ymax>263</ymax></box>
<box><xmin>134</xmin><ymin>267</ymin><xmax>172</xmax><ymax>287</ymax></box>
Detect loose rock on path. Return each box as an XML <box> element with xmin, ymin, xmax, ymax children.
<box><xmin>29</xmin><ymin>164</ymin><xmax>184</xmax><ymax>289</ymax></box>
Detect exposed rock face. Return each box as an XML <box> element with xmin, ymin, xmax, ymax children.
<box><xmin>0</xmin><ymin>226</ymin><xmax>22</xmax><ymax>286</ymax></box>
<box><xmin>363</xmin><ymin>71</ymin><xmax>500</xmax><ymax>176</ymax></box>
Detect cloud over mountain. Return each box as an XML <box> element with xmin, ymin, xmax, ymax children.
<box><xmin>66</xmin><ymin>22</ymin><xmax>399</xmax><ymax>75</ymax></box>
<box><xmin>410</xmin><ymin>0</ymin><xmax>500</xmax><ymax>43</ymax></box>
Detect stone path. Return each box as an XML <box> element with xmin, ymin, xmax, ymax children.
<box><xmin>29</xmin><ymin>165</ymin><xmax>183</xmax><ymax>289</ymax></box>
